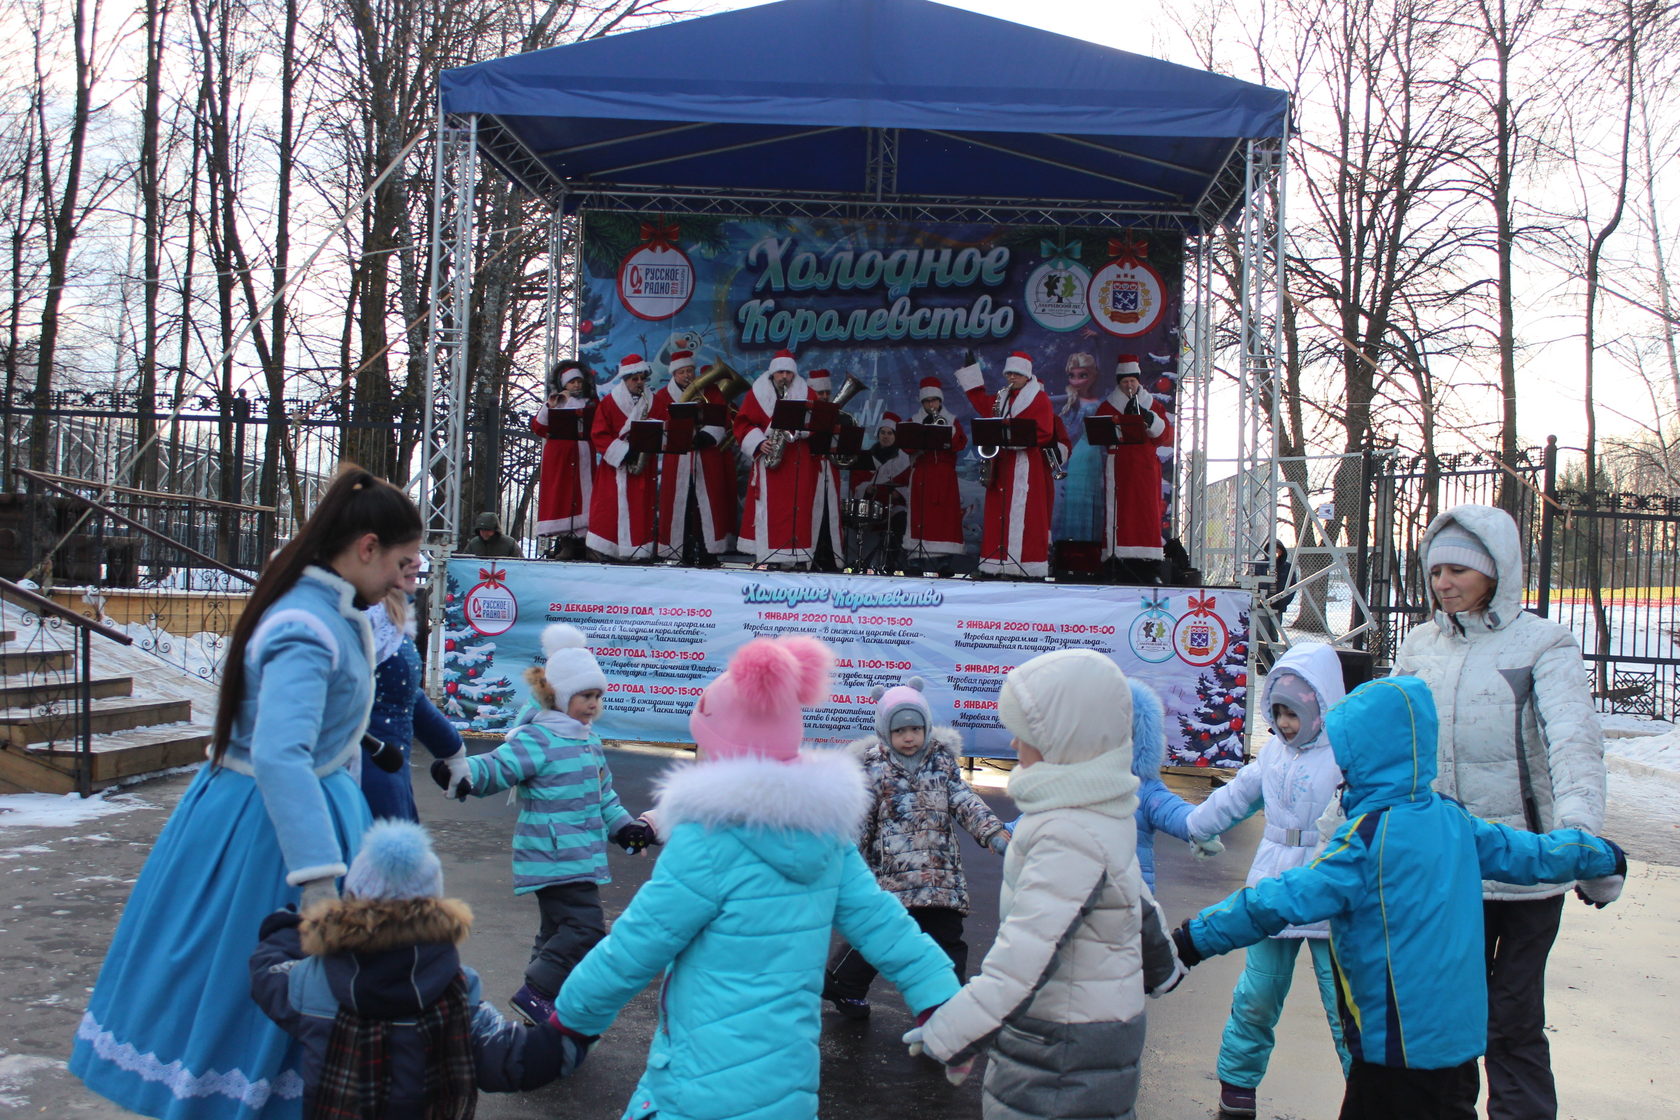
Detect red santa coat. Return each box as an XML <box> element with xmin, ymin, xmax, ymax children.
<box><xmin>734</xmin><ymin>374</ymin><xmax>842</xmax><ymax>565</ymax></box>
<box><xmin>957</xmin><ymin>363</ymin><xmax>1055</xmax><ymax>577</ymax></box>
<box><xmin>649</xmin><ymin>382</ymin><xmax>737</xmax><ymax>558</ymax></box>
<box><xmin>1096</xmin><ymin>389</ymin><xmax>1173</xmax><ymax>560</ymax></box>
<box><xmin>531</xmin><ymin>401</ymin><xmax>594</xmax><ymax>536</ymax></box>
<box><xmin>585</xmin><ymin>380</ymin><xmax>658</xmax><ymax>560</ymax></box>
<box><xmin>902</xmin><ymin>412</ymin><xmax>967</xmax><ymax>556</ymax></box>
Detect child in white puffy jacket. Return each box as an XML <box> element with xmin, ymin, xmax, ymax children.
<box><xmin>1186</xmin><ymin>641</ymin><xmax>1351</xmax><ymax>1118</ymax></box>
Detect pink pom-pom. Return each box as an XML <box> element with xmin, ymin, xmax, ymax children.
<box><xmin>775</xmin><ymin>635</ymin><xmax>834</xmax><ymax>707</ymax></box>
<box><xmin>727</xmin><ymin>638</ymin><xmax>801</xmax><ymax>711</ymax></box>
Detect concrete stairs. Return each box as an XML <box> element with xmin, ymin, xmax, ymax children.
<box><xmin>0</xmin><ymin>627</ymin><xmax>209</xmax><ymax>795</ymax></box>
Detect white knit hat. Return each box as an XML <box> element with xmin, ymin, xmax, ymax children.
<box><xmin>344</xmin><ymin>820</ymin><xmax>444</xmax><ymax>901</ymax></box>
<box><xmin>543</xmin><ymin>623</ymin><xmax>607</xmax><ymax>703</ymax></box>
<box><xmin>1428</xmin><ymin>524</ymin><xmax>1496</xmax><ymax>579</ymax></box>
<box><xmin>999</xmin><ymin>649</ymin><xmax>1132</xmax><ymax>766</ymax></box>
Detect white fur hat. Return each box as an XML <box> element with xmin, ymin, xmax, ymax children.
<box><xmin>999</xmin><ymin>649</ymin><xmax>1132</xmax><ymax>766</ymax></box>
<box><xmin>344</xmin><ymin>820</ymin><xmax>444</xmax><ymax>901</ymax></box>
<box><xmin>544</xmin><ymin>623</ymin><xmax>607</xmax><ymax>703</ymax></box>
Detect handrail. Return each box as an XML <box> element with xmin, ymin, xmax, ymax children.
<box><xmin>24</xmin><ymin>469</ymin><xmax>276</xmax><ymax>514</ymax></box>
<box><xmin>12</xmin><ymin>466</ymin><xmax>256</xmax><ymax>586</ymax></box>
<box><xmin>0</xmin><ymin>576</ymin><xmax>134</xmax><ymax>645</ymax></box>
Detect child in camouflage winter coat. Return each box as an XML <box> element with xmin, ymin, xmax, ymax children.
<box><xmin>823</xmin><ymin>677</ymin><xmax>1009</xmax><ymax>1019</ymax></box>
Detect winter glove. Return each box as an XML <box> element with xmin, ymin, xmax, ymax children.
<box><xmin>362</xmin><ymin>733</ymin><xmax>405</xmax><ymax>774</ymax></box>
<box><xmin>430</xmin><ymin>753</ymin><xmax>473</xmax><ymax>801</ymax></box>
<box><xmin>902</xmin><ymin>1024</ymin><xmax>972</xmax><ymax>1085</ymax></box>
<box><xmin>1003</xmin><ymin>814</ymin><xmax>1020</xmax><ymax>835</ymax></box>
<box><xmin>1148</xmin><ymin>955</ymin><xmax>1190</xmax><ymax>999</ymax></box>
<box><xmin>545</xmin><ymin>1011</ymin><xmax>600</xmax><ymax>1074</ymax></box>
<box><xmin>257</xmin><ymin>907</ymin><xmax>303</xmax><ymax>940</ymax></box>
<box><xmin>297</xmin><ymin>876</ymin><xmax>338</xmax><ymax>913</ymax></box>
<box><xmin>613</xmin><ymin>821</ymin><xmax>657</xmax><ymax>854</ymax></box>
<box><xmin>1170</xmin><ymin>922</ymin><xmax>1203</xmax><ymax>968</ymax></box>
<box><xmin>1190</xmin><ymin>835</ymin><xmax>1224</xmax><ymax>861</ymax></box>
<box><xmin>988</xmin><ymin>831</ymin><xmax>1009</xmax><ymax>856</ymax></box>
<box><xmin>1575</xmin><ymin>838</ymin><xmax>1628</xmax><ymax>908</ymax></box>
<box><xmin>962</xmin><ymin>348</ymin><xmax>978</xmax><ymax>368</ymax></box>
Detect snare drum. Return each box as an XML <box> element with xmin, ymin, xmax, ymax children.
<box><xmin>842</xmin><ymin>497</ymin><xmax>887</xmax><ymax>527</ymax></box>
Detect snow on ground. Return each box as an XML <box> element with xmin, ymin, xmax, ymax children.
<box><xmin>0</xmin><ymin>790</ymin><xmax>153</xmax><ymax>830</ymax></box>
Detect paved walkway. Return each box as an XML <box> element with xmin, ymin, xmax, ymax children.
<box><xmin>2</xmin><ymin>748</ymin><xmax>1673</xmax><ymax>1119</ymax></box>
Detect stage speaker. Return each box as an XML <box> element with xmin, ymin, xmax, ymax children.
<box><xmin>1051</xmin><ymin>539</ymin><xmax>1103</xmax><ymax>582</ymax></box>
<box><xmin>1337</xmin><ymin>648</ymin><xmax>1375</xmax><ymax>693</ymax></box>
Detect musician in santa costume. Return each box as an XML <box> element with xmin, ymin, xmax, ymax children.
<box><xmin>650</xmin><ymin>350</ymin><xmax>736</xmax><ymax>566</ymax></box>
<box><xmin>585</xmin><ymin>354</ymin><xmax>658</xmax><ymax>562</ymax></box>
<box><xmin>531</xmin><ymin>360</ymin><xmax>595</xmax><ymax>559</ymax></box>
<box><xmin>1097</xmin><ymin>354</ymin><xmax>1174</xmax><ymax>580</ymax></box>
<box><xmin>902</xmin><ymin>376</ymin><xmax>968</xmax><ymax>563</ymax></box>
<box><xmin>734</xmin><ymin>350</ymin><xmax>843</xmax><ymax>569</ymax></box>
<box><xmin>804</xmin><ymin>369</ymin><xmax>846</xmax><ymax>572</ymax></box>
<box><xmin>957</xmin><ymin>351</ymin><xmax>1055</xmax><ymax>579</ymax></box>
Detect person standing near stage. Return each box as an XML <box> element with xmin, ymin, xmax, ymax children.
<box><xmin>586</xmin><ymin>354</ymin><xmax>658</xmax><ymax>562</ymax></box>
<box><xmin>531</xmin><ymin>360</ymin><xmax>596</xmax><ymax>560</ymax></box>
<box><xmin>735</xmin><ymin>350</ymin><xmax>843</xmax><ymax>570</ymax></box>
<box><xmin>805</xmin><ymin>368</ymin><xmax>846</xmax><ymax>572</ymax></box>
<box><xmin>902</xmin><ymin>375</ymin><xmax>968</xmax><ymax>568</ymax></box>
<box><xmin>1097</xmin><ymin>354</ymin><xmax>1173</xmax><ymax>583</ymax></box>
<box><xmin>956</xmin><ymin>349</ymin><xmax>1055</xmax><ymax>578</ymax></box>
<box><xmin>1054</xmin><ymin>351</ymin><xmax>1106</xmax><ymax>542</ymax></box>
<box><xmin>650</xmin><ymin>350</ymin><xmax>736</xmax><ymax>566</ymax></box>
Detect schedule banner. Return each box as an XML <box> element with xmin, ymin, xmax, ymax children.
<box><xmin>439</xmin><ymin>559</ymin><xmax>1250</xmax><ymax>765</ymax></box>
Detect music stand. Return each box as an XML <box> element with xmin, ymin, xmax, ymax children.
<box><xmin>895</xmin><ymin>423</ymin><xmax>952</xmax><ymax>453</ymax></box>
<box><xmin>1083</xmin><ymin>415</ymin><xmax>1120</xmax><ymax>449</ymax></box>
<box><xmin>1115</xmin><ymin>414</ymin><xmax>1149</xmax><ymax>445</ymax></box>
<box><xmin>669</xmin><ymin>401</ymin><xmax>727</xmax><ymax>428</ymax></box>
<box><xmin>545</xmin><ymin>408</ymin><xmax>588</xmax><ymax>441</ymax></box>
<box><xmin>770</xmin><ymin>398</ymin><xmax>810</xmax><ymax>434</ymax></box>
<box><xmin>972</xmin><ymin>417</ymin><xmax>1037</xmax><ymax>450</ymax></box>
<box><xmin>811</xmin><ymin>425</ymin><xmax>864</xmax><ymax>457</ymax></box>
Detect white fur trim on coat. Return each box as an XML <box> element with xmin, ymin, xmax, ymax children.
<box><xmin>654</xmin><ymin>749</ymin><xmax>869</xmax><ymax>840</ymax></box>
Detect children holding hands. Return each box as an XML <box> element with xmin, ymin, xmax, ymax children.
<box><xmin>824</xmin><ymin>678</ymin><xmax>1010</xmax><ymax>1019</ymax></box>
<box><xmin>434</xmin><ymin>622</ymin><xmax>655</xmax><ymax>1026</ymax></box>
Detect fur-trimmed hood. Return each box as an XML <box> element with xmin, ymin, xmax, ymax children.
<box><xmin>654</xmin><ymin>750</ymin><xmax>868</xmax><ymax>884</ymax></box>
<box><xmin>1128</xmin><ymin>680</ymin><xmax>1166</xmax><ymax>778</ymax></box>
<box><xmin>299</xmin><ymin>897</ymin><xmax>474</xmax><ymax>1021</ymax></box>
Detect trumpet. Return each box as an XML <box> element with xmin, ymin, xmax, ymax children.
<box><xmin>1044</xmin><ymin>443</ymin><xmax>1069</xmax><ymax>481</ymax></box>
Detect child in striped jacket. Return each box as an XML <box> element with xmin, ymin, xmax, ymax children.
<box><xmin>438</xmin><ymin>623</ymin><xmax>655</xmax><ymax>1028</ymax></box>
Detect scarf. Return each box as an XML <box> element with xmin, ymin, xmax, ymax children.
<box><xmin>1007</xmin><ymin>750</ymin><xmax>1139</xmax><ymax>817</ymax></box>
<box><xmin>311</xmin><ymin>973</ymin><xmax>476</xmax><ymax>1120</ymax></box>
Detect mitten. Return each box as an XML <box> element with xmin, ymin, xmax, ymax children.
<box><xmin>545</xmin><ymin>1011</ymin><xmax>600</xmax><ymax>1074</ymax></box>
<box><xmin>430</xmin><ymin>753</ymin><xmax>473</xmax><ymax>801</ymax></box>
<box><xmin>944</xmin><ymin>1057</ymin><xmax>975</xmax><ymax>1086</ymax></box>
<box><xmin>1170</xmin><ymin>923</ymin><xmax>1203</xmax><ymax>968</ymax></box>
<box><xmin>257</xmin><ymin>907</ymin><xmax>303</xmax><ymax>940</ymax></box>
<box><xmin>613</xmin><ymin>821</ymin><xmax>656</xmax><ymax>854</ymax></box>
<box><xmin>1575</xmin><ymin>838</ymin><xmax>1628</xmax><ymax>908</ymax></box>
<box><xmin>1148</xmin><ymin>955</ymin><xmax>1190</xmax><ymax>998</ymax></box>
<box><xmin>962</xmin><ymin>348</ymin><xmax>978</xmax><ymax>368</ymax></box>
<box><xmin>1190</xmin><ymin>835</ymin><xmax>1224</xmax><ymax>861</ymax></box>
<box><xmin>988</xmin><ymin>831</ymin><xmax>1009</xmax><ymax>856</ymax></box>
<box><xmin>362</xmin><ymin>733</ymin><xmax>405</xmax><ymax>773</ymax></box>
<box><xmin>297</xmin><ymin>876</ymin><xmax>338</xmax><ymax>912</ymax></box>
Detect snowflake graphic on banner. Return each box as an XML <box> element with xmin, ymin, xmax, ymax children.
<box><xmin>439</xmin><ymin>571</ymin><xmax>517</xmax><ymax>731</ymax></box>
<box><xmin>1172</xmin><ymin>607</ymin><xmax>1250</xmax><ymax>768</ymax></box>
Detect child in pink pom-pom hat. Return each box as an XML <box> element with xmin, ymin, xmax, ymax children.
<box><xmin>555</xmin><ymin>635</ymin><xmax>961</xmax><ymax>1120</ymax></box>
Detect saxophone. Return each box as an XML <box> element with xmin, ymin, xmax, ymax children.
<box><xmin>625</xmin><ymin>388</ymin><xmax>656</xmax><ymax>476</ymax></box>
<box><xmin>761</xmin><ymin>382</ymin><xmax>790</xmax><ymax>469</ymax></box>
<box><xmin>977</xmin><ymin>386</ymin><xmax>1007</xmax><ymax>487</ymax></box>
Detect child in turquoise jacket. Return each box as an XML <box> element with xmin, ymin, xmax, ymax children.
<box><xmin>437</xmin><ymin>623</ymin><xmax>654</xmax><ymax>1027</ymax></box>
<box><xmin>1171</xmin><ymin>675</ymin><xmax>1627</xmax><ymax>1119</ymax></box>
<box><xmin>556</xmin><ymin>635</ymin><xmax>960</xmax><ymax>1120</ymax></box>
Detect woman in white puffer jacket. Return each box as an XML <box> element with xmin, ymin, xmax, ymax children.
<box><xmin>1185</xmin><ymin>641</ymin><xmax>1351</xmax><ymax>1117</ymax></box>
<box><xmin>1393</xmin><ymin>503</ymin><xmax>1606</xmax><ymax>1120</ymax></box>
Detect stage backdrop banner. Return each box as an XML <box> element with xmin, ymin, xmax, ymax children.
<box><xmin>439</xmin><ymin>559</ymin><xmax>1250</xmax><ymax>765</ymax></box>
<box><xmin>575</xmin><ymin>214</ymin><xmax>1186</xmax><ymax>549</ymax></box>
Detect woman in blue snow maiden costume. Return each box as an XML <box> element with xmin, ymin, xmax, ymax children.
<box><xmin>359</xmin><ymin>559</ymin><xmax>467</xmax><ymax>822</ymax></box>
<box><xmin>69</xmin><ymin>465</ymin><xmax>423</xmax><ymax>1120</ymax></box>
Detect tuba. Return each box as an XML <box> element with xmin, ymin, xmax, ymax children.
<box><xmin>830</xmin><ymin>373</ymin><xmax>867</xmax><ymax>412</ymax></box>
<box><xmin>679</xmin><ymin>358</ymin><xmax>751</xmax><ymax>404</ymax></box>
<box><xmin>977</xmin><ymin>384</ymin><xmax>1008</xmax><ymax>487</ymax></box>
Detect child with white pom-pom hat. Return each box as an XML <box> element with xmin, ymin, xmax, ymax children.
<box><xmin>433</xmin><ymin>622</ymin><xmax>655</xmax><ymax>1028</ymax></box>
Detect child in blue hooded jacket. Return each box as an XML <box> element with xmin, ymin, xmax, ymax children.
<box><xmin>556</xmin><ymin>635</ymin><xmax>960</xmax><ymax>1120</ymax></box>
<box><xmin>1171</xmin><ymin>675</ymin><xmax>1627</xmax><ymax>1120</ymax></box>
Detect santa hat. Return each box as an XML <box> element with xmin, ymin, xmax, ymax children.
<box><xmin>806</xmin><ymin>368</ymin><xmax>833</xmax><ymax>392</ymax></box>
<box><xmin>878</xmin><ymin>411</ymin><xmax>900</xmax><ymax>431</ymax></box>
<box><xmin>917</xmin><ymin>376</ymin><xmax>944</xmax><ymax>402</ymax></box>
<box><xmin>618</xmin><ymin>353</ymin><xmax>651</xmax><ymax>378</ymax></box>
<box><xmin>872</xmin><ymin>678</ymin><xmax>931</xmax><ymax>740</ymax></box>
<box><xmin>1115</xmin><ymin>354</ymin><xmax>1142</xmax><ymax>378</ymax></box>
<box><xmin>344</xmin><ymin>819</ymin><xmax>444</xmax><ymax>901</ymax></box>
<box><xmin>543</xmin><ymin>623</ymin><xmax>607</xmax><ymax>704</ymax></box>
<box><xmin>768</xmin><ymin>350</ymin><xmax>798</xmax><ymax>375</ymax></box>
<box><xmin>668</xmin><ymin>349</ymin><xmax>696</xmax><ymax>373</ymax></box>
<box><xmin>689</xmin><ymin>635</ymin><xmax>833</xmax><ymax>763</ymax></box>
<box><xmin>1003</xmin><ymin>351</ymin><xmax>1034</xmax><ymax>378</ymax></box>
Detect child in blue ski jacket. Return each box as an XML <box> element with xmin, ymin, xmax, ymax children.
<box><xmin>249</xmin><ymin>820</ymin><xmax>587</xmax><ymax>1117</ymax></box>
<box><xmin>1171</xmin><ymin>675</ymin><xmax>1627</xmax><ymax>1120</ymax></box>
<box><xmin>556</xmin><ymin>635</ymin><xmax>960</xmax><ymax>1120</ymax></box>
<box><xmin>436</xmin><ymin>622</ymin><xmax>655</xmax><ymax>1027</ymax></box>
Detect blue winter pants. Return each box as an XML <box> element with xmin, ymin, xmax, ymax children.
<box><xmin>1217</xmin><ymin>935</ymin><xmax>1351</xmax><ymax>1090</ymax></box>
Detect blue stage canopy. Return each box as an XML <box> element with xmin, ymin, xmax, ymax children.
<box><xmin>439</xmin><ymin>0</ymin><xmax>1289</xmax><ymax>227</ymax></box>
